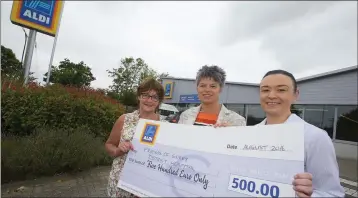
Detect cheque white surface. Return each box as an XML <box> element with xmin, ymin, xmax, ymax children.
<box><xmin>117</xmin><ymin>119</ymin><xmax>304</xmax><ymax>197</ymax></box>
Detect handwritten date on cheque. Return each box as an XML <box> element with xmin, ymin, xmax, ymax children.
<box><xmin>227</xmin><ymin>144</ymin><xmax>287</xmax><ymax>152</ymax></box>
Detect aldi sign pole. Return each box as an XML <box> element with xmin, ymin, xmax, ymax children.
<box><xmin>22</xmin><ymin>29</ymin><xmax>37</xmax><ymax>85</ymax></box>
<box><xmin>46</xmin><ymin>1</ymin><xmax>65</xmax><ymax>85</ymax></box>
<box><xmin>10</xmin><ymin>0</ymin><xmax>64</xmax><ymax>85</ymax></box>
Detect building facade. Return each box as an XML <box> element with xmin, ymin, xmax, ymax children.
<box><xmin>161</xmin><ymin>66</ymin><xmax>358</xmax><ymax>160</ymax></box>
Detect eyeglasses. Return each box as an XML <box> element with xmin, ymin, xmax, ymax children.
<box><xmin>141</xmin><ymin>93</ymin><xmax>159</xmax><ymax>102</ymax></box>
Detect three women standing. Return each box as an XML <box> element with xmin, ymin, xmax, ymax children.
<box><xmin>105</xmin><ymin>66</ymin><xmax>344</xmax><ymax>198</ymax></box>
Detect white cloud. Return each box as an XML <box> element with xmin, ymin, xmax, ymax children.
<box><xmin>217</xmin><ymin>1</ymin><xmax>357</xmax><ymax>74</ymax></box>
<box><xmin>1</xmin><ymin>1</ymin><xmax>356</xmax><ymax>88</ymax></box>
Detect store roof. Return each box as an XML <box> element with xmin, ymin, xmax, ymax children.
<box><xmin>161</xmin><ymin>65</ymin><xmax>357</xmax><ymax>86</ymax></box>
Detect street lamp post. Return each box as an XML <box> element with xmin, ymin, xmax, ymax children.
<box><xmin>20</xmin><ymin>28</ymin><xmax>28</xmax><ymax>67</ymax></box>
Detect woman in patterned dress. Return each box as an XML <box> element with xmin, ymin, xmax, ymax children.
<box><xmin>178</xmin><ymin>65</ymin><xmax>246</xmax><ymax>127</ymax></box>
<box><xmin>105</xmin><ymin>78</ymin><xmax>167</xmax><ymax>197</ymax></box>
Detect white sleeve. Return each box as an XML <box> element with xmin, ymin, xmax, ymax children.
<box><xmin>306</xmin><ymin>130</ymin><xmax>345</xmax><ymax>197</ymax></box>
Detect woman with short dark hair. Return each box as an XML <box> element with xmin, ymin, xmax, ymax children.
<box><xmin>105</xmin><ymin>78</ymin><xmax>167</xmax><ymax>197</ymax></box>
<box><xmin>258</xmin><ymin>69</ymin><xmax>344</xmax><ymax>197</ymax></box>
<box><xmin>178</xmin><ymin>65</ymin><xmax>246</xmax><ymax>126</ymax></box>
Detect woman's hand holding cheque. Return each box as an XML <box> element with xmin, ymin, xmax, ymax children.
<box><xmin>293</xmin><ymin>173</ymin><xmax>313</xmax><ymax>197</ymax></box>
<box><xmin>115</xmin><ymin>141</ymin><xmax>134</xmax><ymax>156</ymax></box>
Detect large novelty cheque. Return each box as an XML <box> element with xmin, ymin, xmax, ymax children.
<box><xmin>117</xmin><ymin>119</ymin><xmax>304</xmax><ymax>197</ymax></box>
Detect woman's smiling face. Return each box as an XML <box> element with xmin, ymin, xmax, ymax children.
<box><xmin>259</xmin><ymin>74</ymin><xmax>298</xmax><ymax>116</ymax></box>
<box><xmin>197</xmin><ymin>77</ymin><xmax>221</xmax><ymax>104</ymax></box>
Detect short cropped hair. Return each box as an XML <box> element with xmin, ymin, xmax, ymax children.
<box><xmin>137</xmin><ymin>77</ymin><xmax>164</xmax><ymax>103</ymax></box>
<box><xmin>196</xmin><ymin>65</ymin><xmax>226</xmax><ymax>87</ymax></box>
<box><xmin>263</xmin><ymin>69</ymin><xmax>298</xmax><ymax>92</ymax></box>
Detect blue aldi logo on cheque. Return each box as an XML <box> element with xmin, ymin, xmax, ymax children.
<box><xmin>20</xmin><ymin>0</ymin><xmax>55</xmax><ymax>28</ymax></box>
<box><xmin>140</xmin><ymin>123</ymin><xmax>160</xmax><ymax>145</ymax></box>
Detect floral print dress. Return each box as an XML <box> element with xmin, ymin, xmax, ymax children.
<box><xmin>107</xmin><ymin>110</ymin><xmax>166</xmax><ymax>197</ymax></box>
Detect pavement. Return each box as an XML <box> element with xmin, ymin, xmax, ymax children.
<box><xmin>1</xmin><ymin>158</ymin><xmax>357</xmax><ymax>197</ymax></box>
<box><xmin>1</xmin><ymin>166</ymin><xmax>109</xmax><ymax>197</ymax></box>
<box><xmin>338</xmin><ymin>158</ymin><xmax>358</xmax><ymax>197</ymax></box>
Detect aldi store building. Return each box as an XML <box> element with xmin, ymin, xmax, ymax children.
<box><xmin>161</xmin><ymin>66</ymin><xmax>358</xmax><ymax>160</ymax></box>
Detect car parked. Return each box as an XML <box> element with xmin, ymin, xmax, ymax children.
<box><xmin>166</xmin><ymin>111</ymin><xmax>183</xmax><ymax>123</ymax></box>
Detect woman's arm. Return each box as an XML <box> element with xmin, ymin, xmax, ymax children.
<box><xmin>105</xmin><ymin>114</ymin><xmax>126</xmax><ymax>157</ymax></box>
<box><xmin>306</xmin><ymin>129</ymin><xmax>345</xmax><ymax>197</ymax></box>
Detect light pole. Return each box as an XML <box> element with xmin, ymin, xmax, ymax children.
<box><xmin>20</xmin><ymin>27</ymin><xmax>28</xmax><ymax>67</ymax></box>
<box><xmin>46</xmin><ymin>1</ymin><xmax>65</xmax><ymax>85</ymax></box>
<box><xmin>22</xmin><ymin>29</ymin><xmax>37</xmax><ymax>85</ymax></box>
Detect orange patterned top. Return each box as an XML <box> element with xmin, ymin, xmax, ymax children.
<box><xmin>194</xmin><ymin>112</ymin><xmax>218</xmax><ymax>126</ymax></box>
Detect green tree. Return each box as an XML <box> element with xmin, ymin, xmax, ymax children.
<box><xmin>107</xmin><ymin>58</ymin><xmax>147</xmax><ymax>93</ymax></box>
<box><xmin>118</xmin><ymin>90</ymin><xmax>138</xmax><ymax>107</ymax></box>
<box><xmin>43</xmin><ymin>58</ymin><xmax>96</xmax><ymax>87</ymax></box>
<box><xmin>107</xmin><ymin>57</ymin><xmax>169</xmax><ymax>107</ymax></box>
<box><xmin>1</xmin><ymin>45</ymin><xmax>36</xmax><ymax>82</ymax></box>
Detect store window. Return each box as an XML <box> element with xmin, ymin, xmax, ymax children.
<box><xmin>188</xmin><ymin>103</ymin><xmax>200</xmax><ymax>108</ymax></box>
<box><xmin>336</xmin><ymin>105</ymin><xmax>358</xmax><ymax>142</ymax></box>
<box><xmin>177</xmin><ymin>103</ymin><xmax>188</xmax><ymax>111</ymax></box>
<box><xmin>303</xmin><ymin>105</ymin><xmax>335</xmax><ymax>138</ymax></box>
<box><xmin>226</xmin><ymin>104</ymin><xmax>246</xmax><ymax>117</ymax></box>
<box><xmin>247</xmin><ymin>105</ymin><xmax>266</xmax><ymax>126</ymax></box>
<box><xmin>291</xmin><ymin>104</ymin><xmax>304</xmax><ymax>118</ymax></box>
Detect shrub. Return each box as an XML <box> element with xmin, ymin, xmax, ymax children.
<box><xmin>1</xmin><ymin>80</ymin><xmax>124</xmax><ymax>183</ymax></box>
<box><xmin>1</xmin><ymin>127</ymin><xmax>113</xmax><ymax>183</ymax></box>
<box><xmin>1</xmin><ymin>80</ymin><xmax>125</xmax><ymax>139</ymax></box>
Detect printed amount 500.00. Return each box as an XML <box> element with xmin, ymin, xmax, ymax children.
<box><xmin>227</xmin><ymin>174</ymin><xmax>295</xmax><ymax>198</ymax></box>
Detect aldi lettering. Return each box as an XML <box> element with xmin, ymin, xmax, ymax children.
<box><xmin>10</xmin><ymin>0</ymin><xmax>64</xmax><ymax>37</ymax></box>
<box><xmin>143</xmin><ymin>136</ymin><xmax>153</xmax><ymax>142</ymax></box>
<box><xmin>22</xmin><ymin>9</ymin><xmax>50</xmax><ymax>25</ymax></box>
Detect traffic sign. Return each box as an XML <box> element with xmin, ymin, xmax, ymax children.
<box><xmin>10</xmin><ymin>0</ymin><xmax>64</xmax><ymax>37</ymax></box>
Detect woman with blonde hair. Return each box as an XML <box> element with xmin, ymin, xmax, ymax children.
<box><xmin>105</xmin><ymin>78</ymin><xmax>167</xmax><ymax>197</ymax></box>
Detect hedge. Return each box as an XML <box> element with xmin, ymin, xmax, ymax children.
<box><xmin>1</xmin><ymin>127</ymin><xmax>113</xmax><ymax>183</ymax></box>
<box><xmin>1</xmin><ymin>80</ymin><xmax>125</xmax><ymax>183</ymax></box>
<box><xmin>1</xmin><ymin>81</ymin><xmax>125</xmax><ymax>138</ymax></box>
